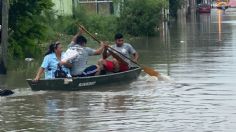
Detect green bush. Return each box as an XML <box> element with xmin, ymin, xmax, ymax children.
<box><xmin>70</xmin><ymin>6</ymin><xmax>118</xmax><ymax>41</ymax></box>
<box><xmin>7</xmin><ymin>0</ymin><xmax>169</xmax><ymax>59</ymax></box>
<box><xmin>117</xmin><ymin>0</ymin><xmax>166</xmax><ymax>36</ymax></box>
<box><xmin>8</xmin><ymin>0</ymin><xmax>54</xmax><ymax>59</ymax></box>
<box><xmin>85</xmin><ymin>15</ymin><xmax>118</xmax><ymax>41</ymax></box>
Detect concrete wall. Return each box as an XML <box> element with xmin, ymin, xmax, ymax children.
<box><xmin>52</xmin><ymin>0</ymin><xmax>73</xmax><ymax>16</ymax></box>
<box><xmin>52</xmin><ymin>0</ymin><xmax>118</xmax><ymax>16</ymax></box>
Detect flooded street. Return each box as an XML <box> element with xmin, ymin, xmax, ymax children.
<box><xmin>1</xmin><ymin>8</ymin><xmax>236</xmax><ymax>131</ymax></box>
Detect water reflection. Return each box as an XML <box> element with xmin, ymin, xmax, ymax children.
<box><xmin>218</xmin><ymin>9</ymin><xmax>222</xmax><ymax>41</ymax></box>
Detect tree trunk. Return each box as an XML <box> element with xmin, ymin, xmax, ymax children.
<box><xmin>72</xmin><ymin>0</ymin><xmax>75</xmax><ymax>18</ymax></box>
<box><xmin>0</xmin><ymin>0</ymin><xmax>8</xmax><ymax>74</ymax></box>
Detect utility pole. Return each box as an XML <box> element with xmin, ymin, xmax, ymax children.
<box><xmin>0</xmin><ymin>0</ymin><xmax>8</xmax><ymax>74</ymax></box>
<box><xmin>72</xmin><ymin>0</ymin><xmax>75</xmax><ymax>18</ymax></box>
<box><xmin>96</xmin><ymin>0</ymin><xmax>99</xmax><ymax>14</ymax></box>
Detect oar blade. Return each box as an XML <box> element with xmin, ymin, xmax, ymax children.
<box><xmin>141</xmin><ymin>66</ymin><xmax>160</xmax><ymax>77</ymax></box>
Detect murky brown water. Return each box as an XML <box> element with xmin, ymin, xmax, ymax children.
<box><xmin>1</xmin><ymin>9</ymin><xmax>236</xmax><ymax>131</ymax></box>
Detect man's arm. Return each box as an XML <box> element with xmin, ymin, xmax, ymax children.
<box><xmin>71</xmin><ymin>27</ymin><xmax>84</xmax><ymax>44</ymax></box>
<box><xmin>94</xmin><ymin>42</ymin><xmax>106</xmax><ymax>55</ymax></box>
<box><xmin>61</xmin><ymin>61</ymin><xmax>72</xmax><ymax>68</ymax></box>
<box><xmin>34</xmin><ymin>67</ymin><xmax>44</xmax><ymax>81</ymax></box>
<box><xmin>132</xmin><ymin>52</ymin><xmax>139</xmax><ymax>62</ymax></box>
<box><xmin>102</xmin><ymin>45</ymin><xmax>111</xmax><ymax>59</ymax></box>
<box><xmin>128</xmin><ymin>44</ymin><xmax>138</xmax><ymax>62</ymax></box>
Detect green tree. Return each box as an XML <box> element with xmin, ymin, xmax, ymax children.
<box><xmin>57</xmin><ymin>6</ymin><xmax>118</xmax><ymax>41</ymax></box>
<box><xmin>8</xmin><ymin>0</ymin><xmax>54</xmax><ymax>58</ymax></box>
<box><xmin>117</xmin><ymin>0</ymin><xmax>166</xmax><ymax>36</ymax></box>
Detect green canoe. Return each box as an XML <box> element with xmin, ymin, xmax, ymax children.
<box><xmin>26</xmin><ymin>67</ymin><xmax>141</xmax><ymax>91</ymax></box>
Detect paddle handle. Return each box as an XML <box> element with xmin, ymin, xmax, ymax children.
<box><xmin>78</xmin><ymin>24</ymin><xmax>101</xmax><ymax>43</ymax></box>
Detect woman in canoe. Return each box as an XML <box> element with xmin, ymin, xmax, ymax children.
<box><xmin>34</xmin><ymin>42</ymin><xmax>72</xmax><ymax>81</ymax></box>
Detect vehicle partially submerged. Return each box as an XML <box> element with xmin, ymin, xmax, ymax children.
<box><xmin>197</xmin><ymin>4</ymin><xmax>211</xmax><ymax>13</ymax></box>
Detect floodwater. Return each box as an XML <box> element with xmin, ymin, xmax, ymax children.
<box><xmin>1</xmin><ymin>9</ymin><xmax>236</xmax><ymax>131</ymax></box>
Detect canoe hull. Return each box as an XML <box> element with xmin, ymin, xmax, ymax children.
<box><xmin>27</xmin><ymin>67</ymin><xmax>141</xmax><ymax>91</ymax></box>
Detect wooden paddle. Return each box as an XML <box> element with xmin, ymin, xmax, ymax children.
<box><xmin>78</xmin><ymin>24</ymin><xmax>161</xmax><ymax>78</ymax></box>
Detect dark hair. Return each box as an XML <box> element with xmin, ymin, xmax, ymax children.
<box><xmin>44</xmin><ymin>42</ymin><xmax>60</xmax><ymax>56</ymax></box>
<box><xmin>75</xmin><ymin>35</ymin><xmax>87</xmax><ymax>45</ymax></box>
<box><xmin>114</xmin><ymin>33</ymin><xmax>123</xmax><ymax>40</ymax></box>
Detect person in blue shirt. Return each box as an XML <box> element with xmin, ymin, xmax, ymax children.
<box><xmin>34</xmin><ymin>42</ymin><xmax>71</xmax><ymax>80</ymax></box>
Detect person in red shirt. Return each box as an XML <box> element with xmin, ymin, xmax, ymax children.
<box><xmin>98</xmin><ymin>33</ymin><xmax>139</xmax><ymax>73</ymax></box>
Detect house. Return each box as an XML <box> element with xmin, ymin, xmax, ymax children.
<box><xmin>52</xmin><ymin>0</ymin><xmax>120</xmax><ymax>16</ymax></box>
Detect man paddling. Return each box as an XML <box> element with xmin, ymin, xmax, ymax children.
<box><xmin>61</xmin><ymin>30</ymin><xmax>106</xmax><ymax>77</ymax></box>
<box><xmin>98</xmin><ymin>33</ymin><xmax>139</xmax><ymax>73</ymax></box>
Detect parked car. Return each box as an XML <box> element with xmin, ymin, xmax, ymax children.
<box><xmin>197</xmin><ymin>4</ymin><xmax>211</xmax><ymax>13</ymax></box>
